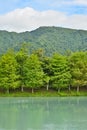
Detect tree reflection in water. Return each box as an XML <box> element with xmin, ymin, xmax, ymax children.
<box><xmin>0</xmin><ymin>97</ymin><xmax>87</xmax><ymax>130</ymax></box>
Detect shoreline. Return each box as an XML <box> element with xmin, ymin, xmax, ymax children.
<box><xmin>0</xmin><ymin>90</ymin><xmax>87</xmax><ymax>97</ymax></box>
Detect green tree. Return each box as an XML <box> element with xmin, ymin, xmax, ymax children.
<box><xmin>16</xmin><ymin>44</ymin><xmax>28</xmax><ymax>92</ymax></box>
<box><xmin>42</xmin><ymin>56</ymin><xmax>51</xmax><ymax>90</ymax></box>
<box><xmin>33</xmin><ymin>48</ymin><xmax>44</xmax><ymax>60</ymax></box>
<box><xmin>50</xmin><ymin>53</ymin><xmax>71</xmax><ymax>92</ymax></box>
<box><xmin>43</xmin><ymin>74</ymin><xmax>50</xmax><ymax>91</ymax></box>
<box><xmin>24</xmin><ymin>54</ymin><xmax>44</xmax><ymax>93</ymax></box>
<box><xmin>0</xmin><ymin>49</ymin><xmax>19</xmax><ymax>93</ymax></box>
<box><xmin>69</xmin><ymin>51</ymin><xmax>87</xmax><ymax>92</ymax></box>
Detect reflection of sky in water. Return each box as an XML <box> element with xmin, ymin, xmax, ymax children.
<box><xmin>0</xmin><ymin>97</ymin><xmax>87</xmax><ymax>130</ymax></box>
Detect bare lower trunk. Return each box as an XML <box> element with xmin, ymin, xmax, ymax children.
<box><xmin>32</xmin><ymin>88</ymin><xmax>34</xmax><ymax>93</ymax></box>
<box><xmin>7</xmin><ymin>89</ymin><xmax>9</xmax><ymax>94</ymax></box>
<box><xmin>58</xmin><ymin>88</ymin><xmax>60</xmax><ymax>93</ymax></box>
<box><xmin>77</xmin><ymin>86</ymin><xmax>79</xmax><ymax>93</ymax></box>
<box><xmin>68</xmin><ymin>85</ymin><xmax>71</xmax><ymax>91</ymax></box>
<box><xmin>46</xmin><ymin>83</ymin><xmax>49</xmax><ymax>91</ymax></box>
<box><xmin>21</xmin><ymin>86</ymin><xmax>24</xmax><ymax>92</ymax></box>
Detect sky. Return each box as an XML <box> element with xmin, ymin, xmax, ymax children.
<box><xmin>0</xmin><ymin>0</ymin><xmax>87</xmax><ymax>32</ymax></box>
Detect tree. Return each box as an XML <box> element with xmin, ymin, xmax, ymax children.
<box><xmin>16</xmin><ymin>44</ymin><xmax>28</xmax><ymax>92</ymax></box>
<box><xmin>24</xmin><ymin>54</ymin><xmax>44</xmax><ymax>93</ymax></box>
<box><xmin>50</xmin><ymin>53</ymin><xmax>71</xmax><ymax>92</ymax></box>
<box><xmin>69</xmin><ymin>51</ymin><xmax>87</xmax><ymax>92</ymax></box>
<box><xmin>0</xmin><ymin>49</ymin><xmax>19</xmax><ymax>93</ymax></box>
<box><xmin>42</xmin><ymin>56</ymin><xmax>51</xmax><ymax>90</ymax></box>
<box><xmin>33</xmin><ymin>48</ymin><xmax>44</xmax><ymax>60</ymax></box>
<box><xmin>43</xmin><ymin>75</ymin><xmax>50</xmax><ymax>91</ymax></box>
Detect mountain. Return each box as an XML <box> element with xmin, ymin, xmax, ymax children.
<box><xmin>0</xmin><ymin>26</ymin><xmax>87</xmax><ymax>56</ymax></box>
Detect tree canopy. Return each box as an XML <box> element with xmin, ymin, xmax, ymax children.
<box><xmin>0</xmin><ymin>46</ymin><xmax>87</xmax><ymax>94</ymax></box>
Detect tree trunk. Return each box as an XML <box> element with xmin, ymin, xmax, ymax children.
<box><xmin>21</xmin><ymin>86</ymin><xmax>24</xmax><ymax>92</ymax></box>
<box><xmin>46</xmin><ymin>83</ymin><xmax>49</xmax><ymax>91</ymax></box>
<box><xmin>68</xmin><ymin>85</ymin><xmax>71</xmax><ymax>91</ymax></box>
<box><xmin>7</xmin><ymin>89</ymin><xmax>9</xmax><ymax>94</ymax></box>
<box><xmin>32</xmin><ymin>88</ymin><xmax>34</xmax><ymax>93</ymax></box>
<box><xmin>77</xmin><ymin>86</ymin><xmax>79</xmax><ymax>93</ymax></box>
<box><xmin>58</xmin><ymin>88</ymin><xmax>60</xmax><ymax>93</ymax></box>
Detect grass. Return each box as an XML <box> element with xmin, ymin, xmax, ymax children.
<box><xmin>0</xmin><ymin>89</ymin><xmax>87</xmax><ymax>97</ymax></box>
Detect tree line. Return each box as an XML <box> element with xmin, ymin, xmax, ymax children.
<box><xmin>0</xmin><ymin>45</ymin><xmax>87</xmax><ymax>94</ymax></box>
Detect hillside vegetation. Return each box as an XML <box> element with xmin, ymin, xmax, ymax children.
<box><xmin>0</xmin><ymin>27</ymin><xmax>87</xmax><ymax>55</ymax></box>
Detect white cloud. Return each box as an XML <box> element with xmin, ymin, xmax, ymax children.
<box><xmin>64</xmin><ymin>14</ymin><xmax>87</xmax><ymax>30</ymax></box>
<box><xmin>0</xmin><ymin>7</ymin><xmax>87</xmax><ymax>32</ymax></box>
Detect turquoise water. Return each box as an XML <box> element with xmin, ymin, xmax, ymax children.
<box><xmin>0</xmin><ymin>97</ymin><xmax>87</xmax><ymax>130</ymax></box>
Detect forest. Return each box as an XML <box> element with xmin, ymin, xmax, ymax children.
<box><xmin>0</xmin><ymin>26</ymin><xmax>87</xmax><ymax>56</ymax></box>
<box><xmin>0</xmin><ymin>44</ymin><xmax>87</xmax><ymax>95</ymax></box>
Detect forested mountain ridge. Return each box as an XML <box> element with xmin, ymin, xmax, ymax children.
<box><xmin>0</xmin><ymin>26</ymin><xmax>87</xmax><ymax>56</ymax></box>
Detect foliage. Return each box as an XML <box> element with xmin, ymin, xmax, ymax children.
<box><xmin>15</xmin><ymin>44</ymin><xmax>28</xmax><ymax>92</ymax></box>
<box><xmin>50</xmin><ymin>53</ymin><xmax>71</xmax><ymax>92</ymax></box>
<box><xmin>0</xmin><ymin>46</ymin><xmax>87</xmax><ymax>94</ymax></box>
<box><xmin>69</xmin><ymin>51</ymin><xmax>87</xmax><ymax>92</ymax></box>
<box><xmin>0</xmin><ymin>27</ymin><xmax>87</xmax><ymax>56</ymax></box>
<box><xmin>24</xmin><ymin>54</ymin><xmax>44</xmax><ymax>93</ymax></box>
<box><xmin>0</xmin><ymin>49</ymin><xmax>19</xmax><ymax>93</ymax></box>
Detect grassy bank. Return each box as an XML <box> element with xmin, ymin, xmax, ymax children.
<box><xmin>0</xmin><ymin>90</ymin><xmax>87</xmax><ymax>97</ymax></box>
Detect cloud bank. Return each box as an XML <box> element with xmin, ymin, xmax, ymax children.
<box><xmin>0</xmin><ymin>7</ymin><xmax>87</xmax><ymax>32</ymax></box>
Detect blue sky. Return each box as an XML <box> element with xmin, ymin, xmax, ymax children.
<box><xmin>0</xmin><ymin>0</ymin><xmax>87</xmax><ymax>32</ymax></box>
<box><xmin>0</xmin><ymin>0</ymin><xmax>87</xmax><ymax>14</ymax></box>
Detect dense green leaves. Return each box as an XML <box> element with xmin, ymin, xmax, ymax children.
<box><xmin>0</xmin><ymin>47</ymin><xmax>87</xmax><ymax>93</ymax></box>
<box><xmin>0</xmin><ymin>50</ymin><xmax>19</xmax><ymax>93</ymax></box>
<box><xmin>24</xmin><ymin>54</ymin><xmax>44</xmax><ymax>93</ymax></box>
<box><xmin>15</xmin><ymin>44</ymin><xmax>28</xmax><ymax>92</ymax></box>
<box><xmin>69</xmin><ymin>51</ymin><xmax>87</xmax><ymax>92</ymax></box>
<box><xmin>50</xmin><ymin>53</ymin><xmax>71</xmax><ymax>92</ymax></box>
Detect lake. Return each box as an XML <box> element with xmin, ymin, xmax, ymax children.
<box><xmin>0</xmin><ymin>97</ymin><xmax>87</xmax><ymax>130</ymax></box>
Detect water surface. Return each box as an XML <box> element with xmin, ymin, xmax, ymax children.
<box><xmin>0</xmin><ymin>97</ymin><xmax>87</xmax><ymax>130</ymax></box>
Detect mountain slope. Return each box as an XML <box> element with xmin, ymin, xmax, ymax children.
<box><xmin>0</xmin><ymin>26</ymin><xmax>87</xmax><ymax>56</ymax></box>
